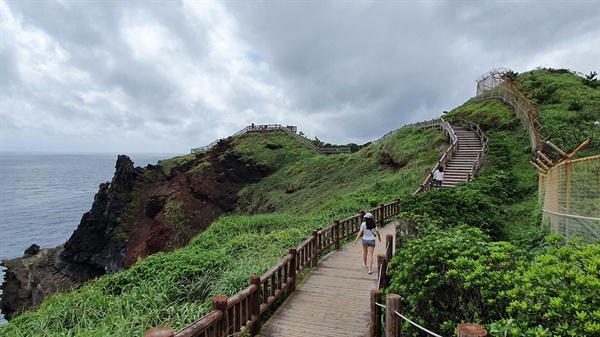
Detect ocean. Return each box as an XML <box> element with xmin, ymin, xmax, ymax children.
<box><xmin>0</xmin><ymin>152</ymin><xmax>180</xmax><ymax>325</ymax></box>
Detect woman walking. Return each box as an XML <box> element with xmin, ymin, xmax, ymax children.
<box><xmin>353</xmin><ymin>212</ymin><xmax>381</xmax><ymax>274</ymax></box>
<box><xmin>433</xmin><ymin>166</ymin><xmax>444</xmax><ymax>190</ymax></box>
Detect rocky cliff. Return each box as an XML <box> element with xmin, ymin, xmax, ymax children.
<box><xmin>1</xmin><ymin>139</ymin><xmax>271</xmax><ymax>320</ymax></box>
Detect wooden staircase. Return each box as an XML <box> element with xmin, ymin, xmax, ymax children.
<box><xmin>440</xmin><ymin>125</ymin><xmax>486</xmax><ymax>188</ymax></box>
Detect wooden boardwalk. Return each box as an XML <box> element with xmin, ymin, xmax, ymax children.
<box><xmin>258</xmin><ymin>223</ymin><xmax>396</xmax><ymax>337</ymax></box>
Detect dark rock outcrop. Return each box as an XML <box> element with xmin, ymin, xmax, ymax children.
<box><xmin>55</xmin><ymin>155</ymin><xmax>141</xmax><ymax>281</ymax></box>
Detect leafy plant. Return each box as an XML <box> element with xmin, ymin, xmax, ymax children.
<box><xmin>387</xmin><ymin>225</ymin><xmax>526</xmax><ymax>336</ymax></box>
<box><xmin>490</xmin><ymin>236</ymin><xmax>600</xmax><ymax>336</ymax></box>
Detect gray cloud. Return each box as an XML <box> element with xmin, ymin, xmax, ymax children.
<box><xmin>1</xmin><ymin>0</ymin><xmax>598</xmax><ymax>154</ymax></box>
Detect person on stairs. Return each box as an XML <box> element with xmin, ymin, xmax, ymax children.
<box><xmin>353</xmin><ymin>212</ymin><xmax>381</xmax><ymax>274</ymax></box>
<box><xmin>433</xmin><ymin>166</ymin><xmax>444</xmax><ymax>190</ymax></box>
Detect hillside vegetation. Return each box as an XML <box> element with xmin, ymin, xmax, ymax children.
<box><xmin>0</xmin><ymin>123</ymin><xmax>446</xmax><ymax>336</ymax></box>
<box><xmin>1</xmin><ymin>68</ymin><xmax>598</xmax><ymax>337</ymax></box>
<box><xmin>387</xmin><ymin>68</ymin><xmax>600</xmax><ymax>336</ymax></box>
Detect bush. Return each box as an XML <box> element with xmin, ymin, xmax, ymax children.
<box><xmin>387</xmin><ymin>225</ymin><xmax>526</xmax><ymax>336</ymax></box>
<box><xmin>490</xmin><ymin>236</ymin><xmax>600</xmax><ymax>336</ymax></box>
<box><xmin>400</xmin><ymin>185</ymin><xmax>503</xmax><ymax>239</ymax></box>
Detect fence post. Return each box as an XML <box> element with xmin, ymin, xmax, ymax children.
<box><xmin>144</xmin><ymin>326</ymin><xmax>174</xmax><ymax>337</ymax></box>
<box><xmin>250</xmin><ymin>275</ymin><xmax>261</xmax><ymax>336</ymax></box>
<box><xmin>212</xmin><ymin>295</ymin><xmax>228</xmax><ymax>336</ymax></box>
<box><xmin>377</xmin><ymin>254</ymin><xmax>388</xmax><ymax>289</ymax></box>
<box><xmin>457</xmin><ymin>323</ymin><xmax>488</xmax><ymax>337</ymax></box>
<box><xmin>379</xmin><ymin>204</ymin><xmax>385</xmax><ymax>227</ymax></box>
<box><xmin>386</xmin><ymin>234</ymin><xmax>394</xmax><ymax>262</ymax></box>
<box><xmin>311</xmin><ymin>230</ymin><xmax>318</xmax><ymax>268</ymax></box>
<box><xmin>289</xmin><ymin>247</ymin><xmax>297</xmax><ymax>293</ymax></box>
<box><xmin>386</xmin><ymin>294</ymin><xmax>401</xmax><ymax>337</ymax></box>
<box><xmin>370</xmin><ymin>289</ymin><xmax>382</xmax><ymax>337</ymax></box>
<box><xmin>334</xmin><ymin>219</ymin><xmax>340</xmax><ymax>250</ymax></box>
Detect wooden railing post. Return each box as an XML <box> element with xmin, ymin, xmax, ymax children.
<box><xmin>289</xmin><ymin>247</ymin><xmax>297</xmax><ymax>293</ymax></box>
<box><xmin>212</xmin><ymin>295</ymin><xmax>228</xmax><ymax>336</ymax></box>
<box><xmin>333</xmin><ymin>219</ymin><xmax>340</xmax><ymax>250</ymax></box>
<box><xmin>457</xmin><ymin>323</ymin><xmax>488</xmax><ymax>337</ymax></box>
<box><xmin>370</xmin><ymin>289</ymin><xmax>382</xmax><ymax>337</ymax></box>
<box><xmin>250</xmin><ymin>275</ymin><xmax>261</xmax><ymax>336</ymax></box>
<box><xmin>377</xmin><ymin>254</ymin><xmax>388</xmax><ymax>289</ymax></box>
<box><xmin>379</xmin><ymin>204</ymin><xmax>385</xmax><ymax>227</ymax></box>
<box><xmin>311</xmin><ymin>230</ymin><xmax>318</xmax><ymax>267</ymax></box>
<box><xmin>144</xmin><ymin>326</ymin><xmax>174</xmax><ymax>337</ymax></box>
<box><xmin>386</xmin><ymin>294</ymin><xmax>401</xmax><ymax>337</ymax></box>
<box><xmin>386</xmin><ymin>234</ymin><xmax>393</xmax><ymax>262</ymax></box>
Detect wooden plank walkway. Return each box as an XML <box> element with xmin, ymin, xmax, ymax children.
<box><xmin>258</xmin><ymin>223</ymin><xmax>396</xmax><ymax>337</ymax></box>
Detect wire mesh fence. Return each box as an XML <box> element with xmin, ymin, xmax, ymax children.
<box><xmin>476</xmin><ymin>68</ymin><xmax>599</xmax><ymax>245</ymax></box>
<box><xmin>541</xmin><ymin>155</ymin><xmax>600</xmax><ymax>244</ymax></box>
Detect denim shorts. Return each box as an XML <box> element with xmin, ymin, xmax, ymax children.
<box><xmin>362</xmin><ymin>239</ymin><xmax>375</xmax><ymax>247</ymax></box>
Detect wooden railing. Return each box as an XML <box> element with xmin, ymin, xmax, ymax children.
<box><xmin>372</xmin><ymin>118</ymin><xmax>445</xmax><ymax>145</ymax></box>
<box><xmin>455</xmin><ymin>118</ymin><xmax>490</xmax><ymax>181</ymax></box>
<box><xmin>413</xmin><ymin>118</ymin><xmax>458</xmax><ymax>194</ymax></box>
<box><xmin>191</xmin><ymin>124</ymin><xmax>299</xmax><ymax>153</ymax></box>
<box><xmin>190</xmin><ymin>124</ymin><xmax>352</xmax><ymax>154</ymax></box>
<box><xmin>145</xmin><ymin>200</ymin><xmax>402</xmax><ymax>337</ymax></box>
<box><xmin>191</xmin><ymin>118</ymin><xmax>461</xmax><ymax>156</ymax></box>
<box><xmin>412</xmin><ymin>118</ymin><xmax>488</xmax><ymax>194</ymax></box>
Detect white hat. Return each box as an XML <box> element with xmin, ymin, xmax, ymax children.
<box><xmin>364</xmin><ymin>212</ymin><xmax>373</xmax><ymax>218</ymax></box>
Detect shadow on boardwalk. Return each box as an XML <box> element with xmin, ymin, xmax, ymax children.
<box><xmin>258</xmin><ymin>223</ymin><xmax>396</xmax><ymax>337</ymax></box>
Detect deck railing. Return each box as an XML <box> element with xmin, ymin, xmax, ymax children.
<box><xmin>413</xmin><ymin>118</ymin><xmax>458</xmax><ymax>194</ymax></box>
<box><xmin>190</xmin><ymin>124</ymin><xmax>299</xmax><ymax>153</ymax></box>
<box><xmin>455</xmin><ymin>117</ymin><xmax>490</xmax><ymax>181</ymax></box>
<box><xmin>145</xmin><ymin>200</ymin><xmax>402</xmax><ymax>337</ymax></box>
<box><xmin>190</xmin><ymin>124</ymin><xmax>352</xmax><ymax>155</ymax></box>
<box><xmin>412</xmin><ymin>118</ymin><xmax>488</xmax><ymax>194</ymax></box>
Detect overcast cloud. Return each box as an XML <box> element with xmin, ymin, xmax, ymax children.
<box><xmin>1</xmin><ymin>0</ymin><xmax>598</xmax><ymax>155</ymax></box>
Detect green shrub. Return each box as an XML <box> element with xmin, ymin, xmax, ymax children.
<box><xmin>490</xmin><ymin>236</ymin><xmax>600</xmax><ymax>336</ymax></box>
<box><xmin>388</xmin><ymin>224</ymin><xmax>526</xmax><ymax>336</ymax></box>
<box><xmin>400</xmin><ymin>185</ymin><xmax>503</xmax><ymax>239</ymax></box>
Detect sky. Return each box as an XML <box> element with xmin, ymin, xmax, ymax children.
<box><xmin>1</xmin><ymin>0</ymin><xmax>599</xmax><ymax>156</ymax></box>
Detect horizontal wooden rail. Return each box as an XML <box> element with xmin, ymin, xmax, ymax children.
<box><xmin>413</xmin><ymin>118</ymin><xmax>460</xmax><ymax>194</ymax></box>
<box><xmin>190</xmin><ymin>124</ymin><xmax>353</xmax><ymax>155</ymax></box>
<box><xmin>146</xmin><ymin>200</ymin><xmax>403</xmax><ymax>337</ymax></box>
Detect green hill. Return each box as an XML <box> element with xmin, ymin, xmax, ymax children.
<box><xmin>1</xmin><ymin>68</ymin><xmax>598</xmax><ymax>336</ymax></box>
<box><xmin>387</xmin><ymin>68</ymin><xmax>600</xmax><ymax>336</ymax></box>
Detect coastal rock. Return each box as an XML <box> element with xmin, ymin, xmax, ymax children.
<box><xmin>24</xmin><ymin>244</ymin><xmax>40</xmax><ymax>256</ymax></box>
<box><xmin>1</xmin><ymin>142</ymin><xmax>273</xmax><ymax>320</ymax></box>
<box><xmin>55</xmin><ymin>154</ymin><xmax>140</xmax><ymax>281</ymax></box>
<box><xmin>1</xmin><ymin>246</ymin><xmax>76</xmax><ymax>321</ymax></box>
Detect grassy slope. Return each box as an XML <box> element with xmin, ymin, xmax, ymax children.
<box><xmin>514</xmin><ymin>69</ymin><xmax>600</xmax><ymax>157</ymax></box>
<box><xmin>0</xmin><ymin>125</ymin><xmax>445</xmax><ymax>336</ymax></box>
<box><xmin>442</xmin><ymin>69</ymin><xmax>599</xmax><ymax>245</ymax></box>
